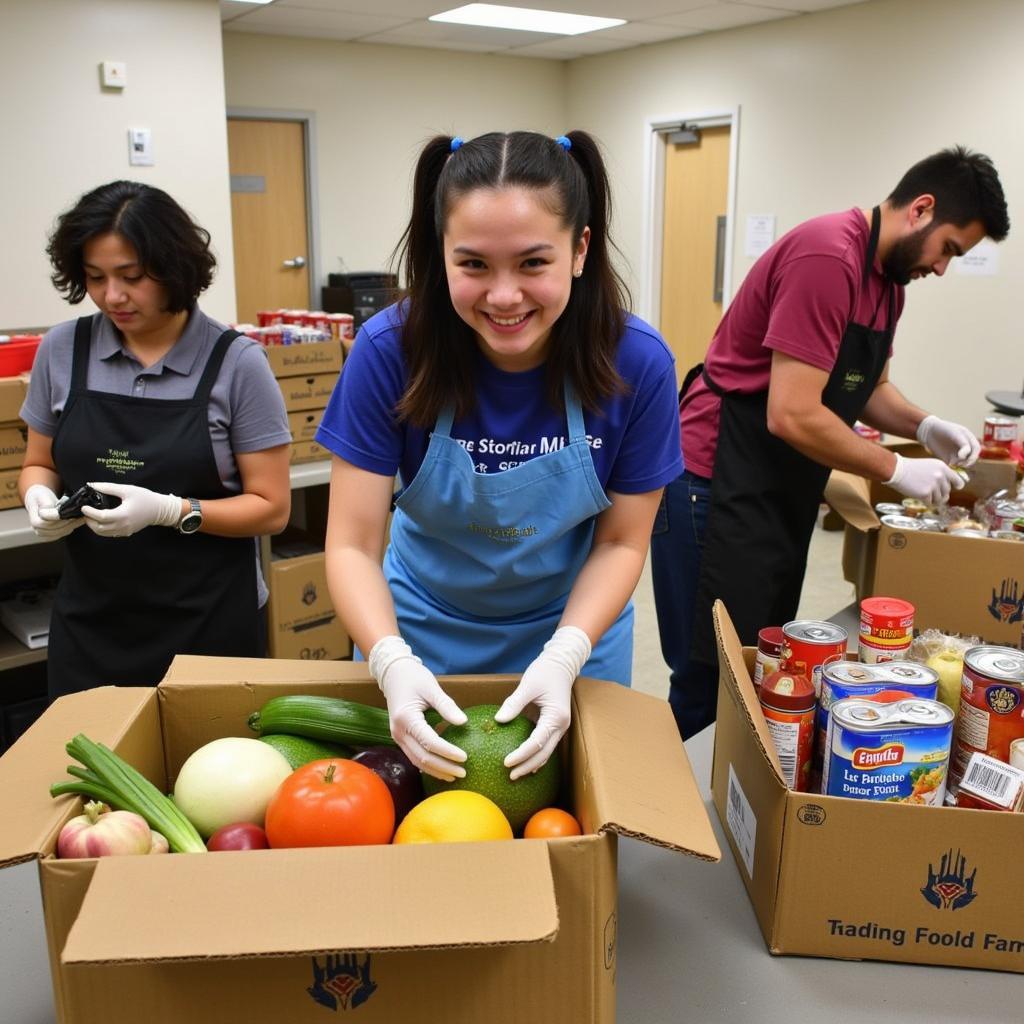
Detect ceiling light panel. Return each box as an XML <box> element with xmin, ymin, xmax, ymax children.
<box><xmin>431</xmin><ymin>4</ymin><xmax>625</xmax><ymax>35</ymax></box>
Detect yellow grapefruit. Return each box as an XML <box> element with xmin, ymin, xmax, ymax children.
<box><xmin>393</xmin><ymin>791</ymin><xmax>513</xmax><ymax>844</ymax></box>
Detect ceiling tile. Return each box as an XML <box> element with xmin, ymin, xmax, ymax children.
<box><xmin>739</xmin><ymin>0</ymin><xmax>866</xmax><ymax>9</ymax></box>
<box><xmin>224</xmin><ymin>5</ymin><xmax>412</xmax><ymax>38</ymax></box>
<box><xmin>273</xmin><ymin>0</ymin><xmax>447</xmax><ymax>16</ymax></box>
<box><xmin>596</xmin><ymin>20</ymin><xmax>703</xmax><ymax>41</ymax></box>
<box><xmin>355</xmin><ymin>20</ymin><xmax>557</xmax><ymax>46</ymax></box>
<box><xmin>651</xmin><ymin>2</ymin><xmax>797</xmax><ymax>30</ymax></box>
<box><xmin>357</xmin><ymin>32</ymin><xmax>504</xmax><ymax>51</ymax></box>
<box><xmin>554</xmin><ymin>0</ymin><xmax>713</xmax><ymax>18</ymax></box>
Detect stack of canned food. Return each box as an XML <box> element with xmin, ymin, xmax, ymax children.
<box><xmin>753</xmin><ymin>608</ymin><xmax>1024</xmax><ymax>812</ymax></box>
<box><xmin>876</xmin><ymin>493</ymin><xmax>1024</xmax><ymax>542</ymax></box>
<box><xmin>232</xmin><ymin>309</ymin><xmax>355</xmax><ymax>347</ymax></box>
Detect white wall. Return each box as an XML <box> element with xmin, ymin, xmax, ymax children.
<box><xmin>566</xmin><ymin>0</ymin><xmax>1023</xmax><ymax>429</ymax></box>
<box><xmin>0</xmin><ymin>0</ymin><xmax>235</xmax><ymax>329</ymax></box>
<box><xmin>222</xmin><ymin>33</ymin><xmax>566</xmax><ymax>284</ymax></box>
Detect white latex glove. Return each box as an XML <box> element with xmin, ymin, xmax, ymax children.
<box><xmin>24</xmin><ymin>483</ymin><xmax>85</xmax><ymax>541</ymax></box>
<box><xmin>495</xmin><ymin>625</ymin><xmax>592</xmax><ymax>780</ymax></box>
<box><xmin>916</xmin><ymin>414</ymin><xmax>981</xmax><ymax>468</ymax></box>
<box><xmin>80</xmin><ymin>481</ymin><xmax>181</xmax><ymax>538</ymax></box>
<box><xmin>885</xmin><ymin>453</ymin><xmax>965</xmax><ymax>505</ymax></box>
<box><xmin>368</xmin><ymin>635</ymin><xmax>468</xmax><ymax>781</ymax></box>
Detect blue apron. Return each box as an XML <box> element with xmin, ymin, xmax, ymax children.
<box><xmin>378</xmin><ymin>379</ymin><xmax>633</xmax><ymax>684</ymax></box>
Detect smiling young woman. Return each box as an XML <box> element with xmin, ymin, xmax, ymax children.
<box><xmin>315</xmin><ymin>131</ymin><xmax>683</xmax><ymax>784</ymax></box>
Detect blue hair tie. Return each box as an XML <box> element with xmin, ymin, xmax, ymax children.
<box><xmin>555</xmin><ymin>135</ymin><xmax>571</xmax><ymax>151</ymax></box>
<box><xmin>450</xmin><ymin>137</ymin><xmax>464</xmax><ymax>152</ymax></box>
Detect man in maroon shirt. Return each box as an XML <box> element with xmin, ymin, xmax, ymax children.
<box><xmin>651</xmin><ymin>146</ymin><xmax>1009</xmax><ymax>741</ymax></box>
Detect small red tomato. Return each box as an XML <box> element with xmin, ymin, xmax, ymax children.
<box><xmin>207</xmin><ymin>822</ymin><xmax>270</xmax><ymax>851</ymax></box>
<box><xmin>265</xmin><ymin>759</ymin><xmax>395</xmax><ymax>848</ymax></box>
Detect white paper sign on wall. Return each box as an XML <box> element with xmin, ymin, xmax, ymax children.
<box><xmin>954</xmin><ymin>238</ymin><xmax>999</xmax><ymax>276</ymax></box>
<box><xmin>744</xmin><ymin>214</ymin><xmax>776</xmax><ymax>259</ymax></box>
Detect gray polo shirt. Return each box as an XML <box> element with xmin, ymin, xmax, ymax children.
<box><xmin>22</xmin><ymin>307</ymin><xmax>292</xmax><ymax>606</ymax></box>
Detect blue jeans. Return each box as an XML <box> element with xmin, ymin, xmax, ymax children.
<box><xmin>650</xmin><ymin>470</ymin><xmax>719</xmax><ymax>740</ymax></box>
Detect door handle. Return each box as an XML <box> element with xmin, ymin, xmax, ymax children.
<box><xmin>283</xmin><ymin>256</ymin><xmax>306</xmax><ymax>269</ymax></box>
<box><xmin>712</xmin><ymin>216</ymin><xmax>726</xmax><ymax>303</ymax></box>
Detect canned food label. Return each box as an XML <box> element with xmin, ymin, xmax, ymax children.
<box><xmin>956</xmin><ymin>701</ymin><xmax>988</xmax><ymax>749</ymax></box>
<box><xmin>987</xmin><ymin>685</ymin><xmax>1021</xmax><ymax>715</ymax></box>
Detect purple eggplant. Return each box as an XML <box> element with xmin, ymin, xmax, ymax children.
<box><xmin>352</xmin><ymin>746</ymin><xmax>424</xmax><ymax>824</ymax></box>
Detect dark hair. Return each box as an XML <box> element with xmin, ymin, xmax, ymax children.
<box><xmin>393</xmin><ymin>130</ymin><xmax>629</xmax><ymax>426</ymax></box>
<box><xmin>887</xmin><ymin>146</ymin><xmax>1009</xmax><ymax>241</ymax></box>
<box><xmin>47</xmin><ymin>180</ymin><xmax>216</xmax><ymax>313</ymax></box>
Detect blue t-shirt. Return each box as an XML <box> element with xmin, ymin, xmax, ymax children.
<box><xmin>316</xmin><ymin>304</ymin><xmax>683</xmax><ymax>494</ymax></box>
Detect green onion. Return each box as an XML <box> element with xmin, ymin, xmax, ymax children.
<box><xmin>50</xmin><ymin>733</ymin><xmax>206</xmax><ymax>854</ymax></box>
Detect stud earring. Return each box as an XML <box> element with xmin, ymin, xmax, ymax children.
<box><xmin>573</xmin><ymin>267</ymin><xmax>583</xmax><ymax>278</ymax></box>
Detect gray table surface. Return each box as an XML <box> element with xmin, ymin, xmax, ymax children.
<box><xmin>4</xmin><ymin>723</ymin><xmax>1022</xmax><ymax>1023</ymax></box>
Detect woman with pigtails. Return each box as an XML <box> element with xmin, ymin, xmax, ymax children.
<box><xmin>316</xmin><ymin>131</ymin><xmax>681</xmax><ymax>782</ymax></box>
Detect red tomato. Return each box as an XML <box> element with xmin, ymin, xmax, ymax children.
<box><xmin>207</xmin><ymin>822</ymin><xmax>269</xmax><ymax>851</ymax></box>
<box><xmin>265</xmin><ymin>759</ymin><xmax>395</xmax><ymax>848</ymax></box>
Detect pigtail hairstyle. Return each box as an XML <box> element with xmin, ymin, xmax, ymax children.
<box><xmin>393</xmin><ymin>136</ymin><xmax>478</xmax><ymax>426</ymax></box>
<box><xmin>393</xmin><ymin>130</ymin><xmax>629</xmax><ymax>427</ymax></box>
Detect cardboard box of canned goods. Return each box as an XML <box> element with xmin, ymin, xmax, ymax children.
<box><xmin>0</xmin><ymin>657</ymin><xmax>719</xmax><ymax>1024</ymax></box>
<box><xmin>711</xmin><ymin>601</ymin><xmax>1024</xmax><ymax>974</ymax></box>
<box><xmin>825</xmin><ymin>442</ymin><xmax>1021</xmax><ymax>647</ymax></box>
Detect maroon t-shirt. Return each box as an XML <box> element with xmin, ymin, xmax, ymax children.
<box><xmin>680</xmin><ymin>208</ymin><xmax>905</xmax><ymax>477</ymax></box>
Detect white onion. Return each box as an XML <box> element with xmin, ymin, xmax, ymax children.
<box><xmin>173</xmin><ymin>737</ymin><xmax>292</xmax><ymax>839</ymax></box>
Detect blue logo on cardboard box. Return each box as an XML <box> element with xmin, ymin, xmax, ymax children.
<box><xmin>308</xmin><ymin>953</ymin><xmax>377</xmax><ymax>1011</ymax></box>
<box><xmin>921</xmin><ymin>848</ymin><xmax>978</xmax><ymax>912</ymax></box>
<box><xmin>987</xmin><ymin>578</ymin><xmax>1024</xmax><ymax>625</ymax></box>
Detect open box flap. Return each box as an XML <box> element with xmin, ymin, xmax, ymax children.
<box><xmin>0</xmin><ymin>687</ymin><xmax>155</xmax><ymax>870</ymax></box>
<box><xmin>823</xmin><ymin>470</ymin><xmax>879</xmax><ymax>533</ymax></box>
<box><xmin>712</xmin><ymin>601</ymin><xmax>787</xmax><ymax>790</ymax></box>
<box><xmin>61</xmin><ymin>840</ymin><xmax>558</xmax><ymax>965</ymax></box>
<box><xmin>160</xmin><ymin>653</ymin><xmax>375</xmax><ymax>685</ymax></box>
<box><xmin>573</xmin><ymin>677</ymin><xmax>720</xmax><ymax>862</ymax></box>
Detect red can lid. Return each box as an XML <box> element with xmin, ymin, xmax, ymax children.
<box><xmin>864</xmin><ymin>689</ymin><xmax>914</xmax><ymax>704</ymax></box>
<box><xmin>860</xmin><ymin>597</ymin><xmax>915</xmax><ymax>618</ymax></box>
<box><xmin>759</xmin><ymin>668</ymin><xmax>815</xmax><ymax>711</ymax></box>
<box><xmin>757</xmin><ymin>626</ymin><xmax>784</xmax><ymax>654</ymax></box>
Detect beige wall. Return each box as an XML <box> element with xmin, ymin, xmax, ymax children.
<box><xmin>566</xmin><ymin>0</ymin><xmax>1023</xmax><ymax>429</ymax></box>
<box><xmin>222</xmin><ymin>33</ymin><xmax>566</xmax><ymax>290</ymax></box>
<box><xmin>0</xmin><ymin>0</ymin><xmax>234</xmax><ymax>330</ymax></box>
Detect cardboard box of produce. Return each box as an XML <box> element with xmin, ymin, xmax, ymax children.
<box><xmin>0</xmin><ymin>375</ymin><xmax>28</xmax><ymax>423</ymax></box>
<box><xmin>711</xmin><ymin>601</ymin><xmax>1024</xmax><ymax>973</ymax></box>
<box><xmin>267</xmin><ymin>534</ymin><xmax>351</xmax><ymax>660</ymax></box>
<box><xmin>826</xmin><ymin>443</ymin><xmax>1021</xmax><ymax>646</ymax></box>
<box><xmin>278</xmin><ymin>372</ymin><xmax>339</xmax><ymax>413</ymax></box>
<box><xmin>265</xmin><ymin>340</ymin><xmax>343</xmax><ymax>379</ymax></box>
<box><xmin>0</xmin><ymin>657</ymin><xmax>720</xmax><ymax>1024</ymax></box>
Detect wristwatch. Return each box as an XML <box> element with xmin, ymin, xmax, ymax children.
<box><xmin>178</xmin><ymin>497</ymin><xmax>203</xmax><ymax>535</ymax></box>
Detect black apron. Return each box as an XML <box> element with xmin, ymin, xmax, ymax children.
<box><xmin>689</xmin><ymin>207</ymin><xmax>895</xmax><ymax>664</ymax></box>
<box><xmin>47</xmin><ymin>315</ymin><xmax>260</xmax><ymax>698</ymax></box>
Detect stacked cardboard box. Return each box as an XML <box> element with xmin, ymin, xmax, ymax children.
<box><xmin>825</xmin><ymin>441</ymin><xmax>1021</xmax><ymax>645</ymax></box>
<box><xmin>265</xmin><ymin>341</ymin><xmax>342</xmax><ymax>465</ymax></box>
<box><xmin>0</xmin><ymin>376</ymin><xmax>29</xmax><ymax>510</ymax></box>
<box><xmin>0</xmin><ymin>657</ymin><xmax>719</xmax><ymax>1022</ymax></box>
<box><xmin>267</xmin><ymin>530</ymin><xmax>351</xmax><ymax>660</ymax></box>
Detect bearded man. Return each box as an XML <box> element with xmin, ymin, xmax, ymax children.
<box><xmin>651</xmin><ymin>146</ymin><xmax>1010</xmax><ymax>740</ymax></box>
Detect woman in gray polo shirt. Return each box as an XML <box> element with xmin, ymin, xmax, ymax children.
<box><xmin>18</xmin><ymin>181</ymin><xmax>292</xmax><ymax>698</ymax></box>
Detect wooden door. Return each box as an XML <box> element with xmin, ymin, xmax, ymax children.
<box><xmin>659</xmin><ymin>126</ymin><xmax>731</xmax><ymax>387</ymax></box>
<box><xmin>227</xmin><ymin>119</ymin><xmax>310</xmax><ymax>323</ymax></box>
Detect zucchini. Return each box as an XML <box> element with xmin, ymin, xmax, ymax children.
<box><xmin>248</xmin><ymin>695</ymin><xmax>396</xmax><ymax>748</ymax></box>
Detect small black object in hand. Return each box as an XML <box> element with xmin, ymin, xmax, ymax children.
<box><xmin>56</xmin><ymin>484</ymin><xmax>122</xmax><ymax>519</ymax></box>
